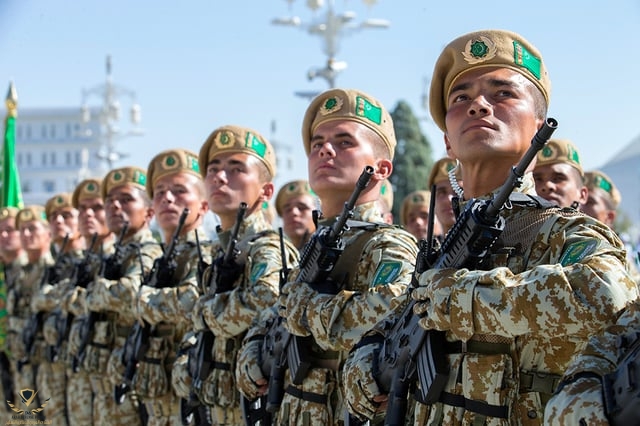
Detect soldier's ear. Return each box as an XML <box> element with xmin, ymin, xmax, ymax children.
<box><xmin>374</xmin><ymin>158</ymin><xmax>393</xmax><ymax>180</ymax></box>
<box><xmin>260</xmin><ymin>182</ymin><xmax>275</xmax><ymax>201</ymax></box>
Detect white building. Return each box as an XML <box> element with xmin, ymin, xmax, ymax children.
<box><xmin>15</xmin><ymin>106</ymin><xmax>105</xmax><ymax>205</ymax></box>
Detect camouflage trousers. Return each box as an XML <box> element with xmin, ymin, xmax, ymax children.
<box><xmin>211</xmin><ymin>404</ymin><xmax>243</xmax><ymax>426</ymax></box>
<box><xmin>66</xmin><ymin>368</ymin><xmax>93</xmax><ymax>425</ymax></box>
<box><xmin>89</xmin><ymin>373</ymin><xmax>142</xmax><ymax>426</ymax></box>
<box><xmin>36</xmin><ymin>360</ymin><xmax>68</xmax><ymax>424</ymax></box>
<box><xmin>143</xmin><ymin>392</ymin><xmax>181</xmax><ymax>426</ymax></box>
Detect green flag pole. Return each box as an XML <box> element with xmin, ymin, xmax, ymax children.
<box><xmin>2</xmin><ymin>82</ymin><xmax>24</xmax><ymax>209</ymax></box>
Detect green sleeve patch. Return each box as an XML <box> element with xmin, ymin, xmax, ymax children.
<box><xmin>250</xmin><ymin>263</ymin><xmax>268</xmax><ymax>283</ymax></box>
<box><xmin>559</xmin><ymin>239</ymin><xmax>599</xmax><ymax>266</ymax></box>
<box><xmin>371</xmin><ymin>261</ymin><xmax>402</xmax><ymax>287</ymax></box>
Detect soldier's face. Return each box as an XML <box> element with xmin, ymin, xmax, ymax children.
<box><xmin>0</xmin><ymin>217</ymin><xmax>21</xmax><ymax>256</ymax></box>
<box><xmin>152</xmin><ymin>172</ymin><xmax>207</xmax><ymax>238</ymax></box>
<box><xmin>434</xmin><ymin>180</ymin><xmax>458</xmax><ymax>232</ymax></box>
<box><xmin>204</xmin><ymin>153</ymin><xmax>268</xmax><ymax>219</ymax></box>
<box><xmin>281</xmin><ymin>194</ymin><xmax>316</xmax><ymax>242</ymax></box>
<box><xmin>77</xmin><ymin>197</ymin><xmax>109</xmax><ymax>239</ymax></box>
<box><xmin>533</xmin><ymin>163</ymin><xmax>588</xmax><ymax>208</ymax></box>
<box><xmin>307</xmin><ymin>120</ymin><xmax>378</xmax><ymax>198</ymax></box>
<box><xmin>444</xmin><ymin>68</ymin><xmax>543</xmax><ymax>168</ymax></box>
<box><xmin>48</xmin><ymin>207</ymin><xmax>80</xmax><ymax>244</ymax></box>
<box><xmin>404</xmin><ymin>204</ymin><xmax>433</xmax><ymax>240</ymax></box>
<box><xmin>19</xmin><ymin>220</ymin><xmax>51</xmax><ymax>253</ymax></box>
<box><xmin>581</xmin><ymin>190</ymin><xmax>616</xmax><ymax>227</ymax></box>
<box><xmin>104</xmin><ymin>185</ymin><xmax>151</xmax><ymax>235</ymax></box>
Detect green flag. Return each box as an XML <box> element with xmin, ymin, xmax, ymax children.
<box><xmin>2</xmin><ymin>82</ymin><xmax>23</xmax><ymax>209</ymax></box>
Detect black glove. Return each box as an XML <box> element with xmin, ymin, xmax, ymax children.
<box><xmin>147</xmin><ymin>258</ymin><xmax>177</xmax><ymax>289</ymax></box>
<box><xmin>212</xmin><ymin>256</ymin><xmax>244</xmax><ymax>293</ymax></box>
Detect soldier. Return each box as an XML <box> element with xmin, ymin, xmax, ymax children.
<box><xmin>399</xmin><ymin>190</ymin><xmax>442</xmax><ymax>241</ymax></box>
<box><xmin>533</xmin><ymin>138</ymin><xmax>588</xmax><ymax>209</ymax></box>
<box><xmin>6</xmin><ymin>206</ymin><xmax>51</xmax><ymax>414</ymax></box>
<box><xmin>171</xmin><ymin>125</ymin><xmax>298</xmax><ymax>426</ymax></box>
<box><xmin>123</xmin><ymin>148</ymin><xmax>212</xmax><ymax>425</ymax></box>
<box><xmin>428</xmin><ymin>156</ymin><xmax>461</xmax><ymax>236</ymax></box>
<box><xmin>83</xmin><ymin>166</ymin><xmax>162</xmax><ymax>425</ymax></box>
<box><xmin>62</xmin><ymin>178</ymin><xmax>115</xmax><ymax>425</ymax></box>
<box><xmin>545</xmin><ymin>297</ymin><xmax>640</xmax><ymax>425</ymax></box>
<box><xmin>29</xmin><ymin>193</ymin><xmax>86</xmax><ymax>424</ymax></box>
<box><xmin>274</xmin><ymin>179</ymin><xmax>317</xmax><ymax>249</ymax></box>
<box><xmin>235</xmin><ymin>88</ymin><xmax>418</xmax><ymax>425</ymax></box>
<box><xmin>343</xmin><ymin>29</ymin><xmax>639</xmax><ymax>424</ymax></box>
<box><xmin>0</xmin><ymin>207</ymin><xmax>27</xmax><ymax>416</ymax></box>
<box><xmin>581</xmin><ymin>169</ymin><xmax>640</xmax><ymax>284</ymax></box>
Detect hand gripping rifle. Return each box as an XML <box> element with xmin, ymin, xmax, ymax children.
<box><xmin>73</xmin><ymin>222</ymin><xmax>129</xmax><ymax>373</ymax></box>
<box><xmin>114</xmin><ymin>208</ymin><xmax>190</xmax><ymax>404</ymax></box>
<box><xmin>19</xmin><ymin>233</ymin><xmax>70</xmax><ymax>370</ymax></box>
<box><xmin>262</xmin><ymin>165</ymin><xmax>374</xmax><ymax>414</ymax></box>
<box><xmin>377</xmin><ymin>118</ymin><xmax>558</xmax><ymax>426</ymax></box>
<box><xmin>182</xmin><ymin>202</ymin><xmax>247</xmax><ymax>423</ymax></box>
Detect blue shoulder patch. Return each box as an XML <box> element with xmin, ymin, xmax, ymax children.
<box><xmin>250</xmin><ymin>263</ymin><xmax>268</xmax><ymax>283</ymax></box>
<box><xmin>371</xmin><ymin>261</ymin><xmax>402</xmax><ymax>287</ymax></box>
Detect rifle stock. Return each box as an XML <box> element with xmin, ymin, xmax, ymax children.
<box><xmin>114</xmin><ymin>208</ymin><xmax>190</xmax><ymax>404</ymax></box>
<box><xmin>379</xmin><ymin>118</ymin><xmax>558</xmax><ymax>425</ymax></box>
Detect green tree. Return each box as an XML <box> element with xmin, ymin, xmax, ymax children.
<box><xmin>390</xmin><ymin>100</ymin><xmax>434</xmax><ymax>220</ymax></box>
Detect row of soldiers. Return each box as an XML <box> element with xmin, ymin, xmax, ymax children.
<box><xmin>0</xmin><ymin>27</ymin><xmax>639</xmax><ymax>426</ymax></box>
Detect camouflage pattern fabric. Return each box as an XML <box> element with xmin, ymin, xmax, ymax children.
<box><xmin>84</xmin><ymin>227</ymin><xmax>161</xmax><ymax>426</ymax></box>
<box><xmin>407</xmin><ymin>177</ymin><xmax>639</xmax><ymax>424</ymax></box>
<box><xmin>275</xmin><ymin>201</ymin><xmax>418</xmax><ymax>425</ymax></box>
<box><xmin>133</xmin><ymin>228</ymin><xmax>212</xmax><ymax>425</ymax></box>
<box><xmin>545</xmin><ymin>298</ymin><xmax>640</xmax><ymax>425</ymax></box>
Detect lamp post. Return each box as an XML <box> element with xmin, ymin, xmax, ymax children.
<box><xmin>272</xmin><ymin>0</ymin><xmax>390</xmax><ymax>94</ymax></box>
<box><xmin>80</xmin><ymin>55</ymin><xmax>143</xmax><ymax>172</ymax></box>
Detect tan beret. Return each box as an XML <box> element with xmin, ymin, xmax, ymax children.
<box><xmin>146</xmin><ymin>149</ymin><xmax>201</xmax><ymax>197</ymax></box>
<box><xmin>430</xmin><ymin>29</ymin><xmax>551</xmax><ymax>131</ymax></box>
<box><xmin>428</xmin><ymin>157</ymin><xmax>458</xmax><ymax>188</ymax></box>
<box><xmin>45</xmin><ymin>193</ymin><xmax>73</xmax><ymax>219</ymax></box>
<box><xmin>302</xmin><ymin>88</ymin><xmax>396</xmax><ymax>159</ymax></box>
<box><xmin>102</xmin><ymin>166</ymin><xmax>148</xmax><ymax>198</ymax></box>
<box><xmin>72</xmin><ymin>179</ymin><xmax>102</xmax><ymax>208</ymax></box>
<box><xmin>536</xmin><ymin>139</ymin><xmax>583</xmax><ymax>176</ymax></box>
<box><xmin>275</xmin><ymin>180</ymin><xmax>316</xmax><ymax>216</ymax></box>
<box><xmin>584</xmin><ymin>170</ymin><xmax>621</xmax><ymax>208</ymax></box>
<box><xmin>400</xmin><ymin>190</ymin><xmax>432</xmax><ymax>227</ymax></box>
<box><xmin>0</xmin><ymin>207</ymin><xmax>20</xmax><ymax>221</ymax></box>
<box><xmin>16</xmin><ymin>205</ymin><xmax>47</xmax><ymax>228</ymax></box>
<box><xmin>198</xmin><ymin>125</ymin><xmax>276</xmax><ymax>179</ymax></box>
<box><xmin>380</xmin><ymin>179</ymin><xmax>394</xmax><ymax>210</ymax></box>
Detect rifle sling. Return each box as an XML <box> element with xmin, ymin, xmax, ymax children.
<box><xmin>444</xmin><ymin>340</ymin><xmax>511</xmax><ymax>356</ymax></box>
<box><xmin>285</xmin><ymin>385</ymin><xmax>327</xmax><ymax>405</ymax></box>
<box><xmin>437</xmin><ymin>391</ymin><xmax>508</xmax><ymax>419</ymax></box>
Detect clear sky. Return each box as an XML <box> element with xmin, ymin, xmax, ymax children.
<box><xmin>2</xmin><ymin>0</ymin><xmax>639</xmax><ymax>192</ymax></box>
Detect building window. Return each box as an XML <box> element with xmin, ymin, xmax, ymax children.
<box><xmin>17</xmin><ymin>152</ymin><xmax>22</xmax><ymax>167</ymax></box>
<box><xmin>51</xmin><ymin>152</ymin><xmax>56</xmax><ymax>166</ymax></box>
<box><xmin>75</xmin><ymin>151</ymin><xmax>81</xmax><ymax>166</ymax></box>
<box><xmin>50</xmin><ymin>124</ymin><xmax>56</xmax><ymax>139</ymax></box>
<box><xmin>66</xmin><ymin>152</ymin><xmax>72</xmax><ymax>166</ymax></box>
<box><xmin>41</xmin><ymin>125</ymin><xmax>47</xmax><ymax>139</ymax></box>
<box><xmin>43</xmin><ymin>180</ymin><xmax>55</xmax><ymax>192</ymax></box>
<box><xmin>23</xmin><ymin>181</ymin><xmax>31</xmax><ymax>193</ymax></box>
<box><xmin>17</xmin><ymin>126</ymin><xmax>22</xmax><ymax>139</ymax></box>
<box><xmin>26</xmin><ymin>125</ymin><xmax>31</xmax><ymax>140</ymax></box>
<box><xmin>42</xmin><ymin>152</ymin><xmax>47</xmax><ymax>166</ymax></box>
<box><xmin>26</xmin><ymin>153</ymin><xmax>31</xmax><ymax>166</ymax></box>
<box><xmin>66</xmin><ymin>124</ymin><xmax>72</xmax><ymax>138</ymax></box>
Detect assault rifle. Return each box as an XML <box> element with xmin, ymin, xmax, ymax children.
<box><xmin>20</xmin><ymin>233</ymin><xmax>70</xmax><ymax>369</ymax></box>
<box><xmin>114</xmin><ymin>208</ymin><xmax>190</xmax><ymax>404</ymax></box>
<box><xmin>377</xmin><ymin>118</ymin><xmax>558</xmax><ymax>426</ymax></box>
<box><xmin>182</xmin><ymin>202</ymin><xmax>247</xmax><ymax>424</ymax></box>
<box><xmin>48</xmin><ymin>233</ymin><xmax>102</xmax><ymax>363</ymax></box>
<box><xmin>603</xmin><ymin>332</ymin><xmax>640</xmax><ymax>425</ymax></box>
<box><xmin>262</xmin><ymin>165</ymin><xmax>373</xmax><ymax>414</ymax></box>
<box><xmin>73</xmin><ymin>222</ymin><xmax>129</xmax><ymax>373</ymax></box>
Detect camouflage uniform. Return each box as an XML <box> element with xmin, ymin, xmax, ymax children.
<box><xmin>409</xmin><ymin>177</ymin><xmax>638</xmax><ymax>424</ymax></box>
<box><xmin>31</xmin><ymin>247</ymin><xmax>82</xmax><ymax>424</ymax></box>
<box><xmin>83</xmin><ymin>227</ymin><xmax>161</xmax><ymax>425</ymax></box>
<box><xmin>124</xmin><ymin>228</ymin><xmax>212</xmax><ymax>426</ymax></box>
<box><xmin>61</xmin><ymin>237</ymin><xmax>114</xmax><ymax>425</ymax></box>
<box><xmin>6</xmin><ymin>250</ymin><xmax>53</xmax><ymax>414</ymax></box>
<box><xmin>272</xmin><ymin>202</ymin><xmax>417</xmax><ymax>425</ymax></box>
<box><xmin>173</xmin><ymin>211</ymin><xmax>298</xmax><ymax>425</ymax></box>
